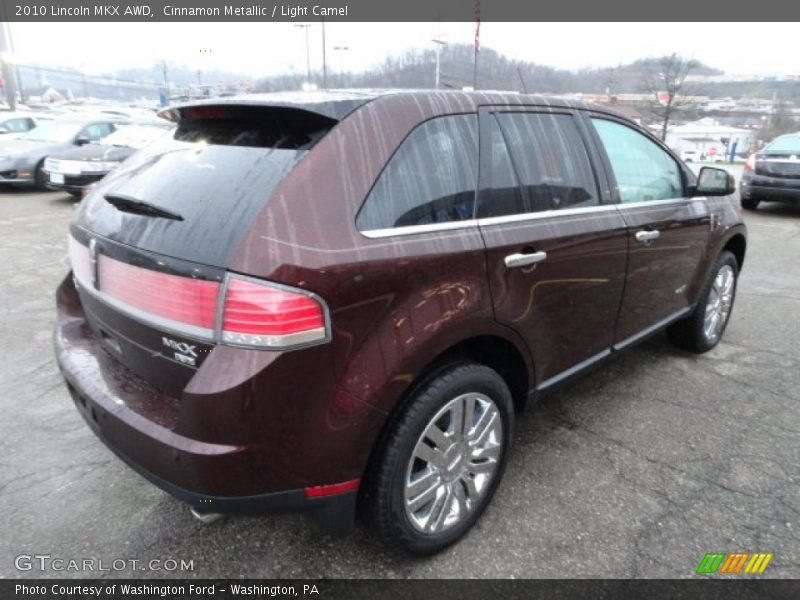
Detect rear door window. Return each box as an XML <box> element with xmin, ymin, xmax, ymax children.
<box><xmin>356</xmin><ymin>114</ymin><xmax>478</xmax><ymax>232</ymax></box>
<box><xmin>478</xmin><ymin>112</ymin><xmax>598</xmax><ymax>218</ymax></box>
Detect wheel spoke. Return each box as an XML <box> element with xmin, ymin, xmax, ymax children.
<box><xmin>424</xmin><ymin>424</ymin><xmax>451</xmax><ymax>451</ymax></box>
<box><xmin>407</xmin><ymin>479</ymin><xmax>441</xmax><ymax>512</ymax></box>
<box><xmin>405</xmin><ymin>468</ymin><xmax>439</xmax><ymax>499</ymax></box>
<box><xmin>450</xmin><ymin>397</ymin><xmax>465</xmax><ymax>441</ymax></box>
<box><xmin>414</xmin><ymin>442</ymin><xmax>447</xmax><ymax>469</ymax></box>
<box><xmin>426</xmin><ymin>486</ymin><xmax>451</xmax><ymax>532</ymax></box>
<box><xmin>462</xmin><ymin>395</ymin><xmax>477</xmax><ymax>439</ymax></box>
<box><xmin>470</xmin><ymin>409</ymin><xmax>498</xmax><ymax>447</ymax></box>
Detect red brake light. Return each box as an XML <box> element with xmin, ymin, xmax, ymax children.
<box><xmin>98</xmin><ymin>254</ymin><xmax>220</xmax><ymax>333</ymax></box>
<box><xmin>221</xmin><ymin>277</ymin><xmax>327</xmax><ymax>348</ymax></box>
<box><xmin>68</xmin><ymin>236</ymin><xmax>329</xmax><ymax>350</ymax></box>
<box><xmin>744</xmin><ymin>154</ymin><xmax>756</xmax><ymax>171</ymax></box>
<box><xmin>304</xmin><ymin>479</ymin><xmax>360</xmax><ymax>498</ymax></box>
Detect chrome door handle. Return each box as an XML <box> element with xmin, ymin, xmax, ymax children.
<box><xmin>504</xmin><ymin>251</ymin><xmax>547</xmax><ymax>268</ymax></box>
<box><xmin>635</xmin><ymin>230</ymin><xmax>661</xmax><ymax>243</ymax></box>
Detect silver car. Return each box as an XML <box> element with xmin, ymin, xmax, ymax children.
<box><xmin>0</xmin><ymin>116</ymin><xmax>127</xmax><ymax>188</ymax></box>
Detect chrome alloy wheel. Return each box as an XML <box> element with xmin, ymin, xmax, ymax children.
<box><xmin>404</xmin><ymin>392</ymin><xmax>503</xmax><ymax>534</ymax></box>
<box><xmin>703</xmin><ymin>264</ymin><xmax>735</xmax><ymax>344</ymax></box>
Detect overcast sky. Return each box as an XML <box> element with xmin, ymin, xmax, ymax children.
<box><xmin>7</xmin><ymin>22</ymin><xmax>799</xmax><ymax>78</ymax></box>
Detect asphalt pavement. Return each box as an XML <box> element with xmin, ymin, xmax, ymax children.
<box><xmin>1</xmin><ymin>180</ymin><xmax>797</xmax><ymax>578</ymax></box>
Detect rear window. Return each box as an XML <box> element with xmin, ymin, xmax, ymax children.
<box><xmin>764</xmin><ymin>135</ymin><xmax>800</xmax><ymax>155</ymax></box>
<box><xmin>76</xmin><ymin>107</ymin><xmax>336</xmax><ymax>267</ymax></box>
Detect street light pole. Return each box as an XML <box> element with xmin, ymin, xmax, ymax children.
<box><xmin>294</xmin><ymin>24</ymin><xmax>312</xmax><ymax>84</ymax></box>
<box><xmin>432</xmin><ymin>39</ymin><xmax>447</xmax><ymax>89</ymax></box>
<box><xmin>333</xmin><ymin>45</ymin><xmax>348</xmax><ymax>87</ymax></box>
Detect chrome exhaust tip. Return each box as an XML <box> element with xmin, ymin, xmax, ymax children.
<box><xmin>190</xmin><ymin>508</ymin><xmax>224</xmax><ymax>524</ymax></box>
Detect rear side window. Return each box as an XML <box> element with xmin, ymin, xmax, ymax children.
<box><xmin>77</xmin><ymin>106</ymin><xmax>337</xmax><ymax>268</ymax></box>
<box><xmin>591</xmin><ymin>118</ymin><xmax>683</xmax><ymax>203</ymax></box>
<box><xmin>479</xmin><ymin>112</ymin><xmax>598</xmax><ymax>218</ymax></box>
<box><xmin>357</xmin><ymin>114</ymin><xmax>478</xmax><ymax>232</ymax></box>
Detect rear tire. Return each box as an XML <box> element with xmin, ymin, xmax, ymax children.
<box><xmin>364</xmin><ymin>361</ymin><xmax>514</xmax><ymax>555</ymax></box>
<box><xmin>740</xmin><ymin>196</ymin><xmax>759</xmax><ymax>210</ymax></box>
<box><xmin>668</xmin><ymin>251</ymin><xmax>738</xmax><ymax>353</ymax></box>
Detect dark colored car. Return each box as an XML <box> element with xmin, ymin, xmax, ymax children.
<box><xmin>44</xmin><ymin>122</ymin><xmax>173</xmax><ymax>195</ymax></box>
<box><xmin>740</xmin><ymin>132</ymin><xmax>800</xmax><ymax>209</ymax></box>
<box><xmin>55</xmin><ymin>91</ymin><xmax>747</xmax><ymax>555</ymax></box>
<box><xmin>0</xmin><ymin>116</ymin><xmax>127</xmax><ymax>188</ymax></box>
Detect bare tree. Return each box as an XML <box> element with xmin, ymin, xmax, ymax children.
<box><xmin>642</xmin><ymin>54</ymin><xmax>699</xmax><ymax>141</ymax></box>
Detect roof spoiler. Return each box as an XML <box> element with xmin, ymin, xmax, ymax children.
<box><xmin>159</xmin><ymin>96</ymin><xmax>367</xmax><ymax>123</ymax></box>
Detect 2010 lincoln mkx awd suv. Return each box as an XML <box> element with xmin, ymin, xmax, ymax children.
<box><xmin>55</xmin><ymin>91</ymin><xmax>747</xmax><ymax>555</ymax></box>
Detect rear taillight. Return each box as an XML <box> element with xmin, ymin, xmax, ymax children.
<box><xmin>221</xmin><ymin>276</ymin><xmax>327</xmax><ymax>348</ymax></box>
<box><xmin>68</xmin><ymin>235</ymin><xmax>329</xmax><ymax>350</ymax></box>
<box><xmin>744</xmin><ymin>154</ymin><xmax>757</xmax><ymax>172</ymax></box>
<box><xmin>98</xmin><ymin>254</ymin><xmax>220</xmax><ymax>335</ymax></box>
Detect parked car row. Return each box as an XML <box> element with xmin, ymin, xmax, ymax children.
<box><xmin>0</xmin><ymin>111</ymin><xmax>172</xmax><ymax>194</ymax></box>
<box><xmin>44</xmin><ymin>121</ymin><xmax>172</xmax><ymax>195</ymax></box>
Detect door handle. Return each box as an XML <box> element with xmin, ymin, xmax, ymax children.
<box><xmin>635</xmin><ymin>230</ymin><xmax>661</xmax><ymax>243</ymax></box>
<box><xmin>504</xmin><ymin>251</ymin><xmax>547</xmax><ymax>268</ymax></box>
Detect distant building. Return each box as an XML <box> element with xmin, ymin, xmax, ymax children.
<box><xmin>666</xmin><ymin>120</ymin><xmax>757</xmax><ymax>156</ymax></box>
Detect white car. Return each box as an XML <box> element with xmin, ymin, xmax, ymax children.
<box><xmin>0</xmin><ymin>112</ymin><xmax>55</xmax><ymax>140</ymax></box>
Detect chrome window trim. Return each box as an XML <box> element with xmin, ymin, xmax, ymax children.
<box><xmin>477</xmin><ymin>203</ymin><xmax>619</xmax><ymax>227</ymax></box>
<box><xmin>614</xmin><ymin>197</ymin><xmax>693</xmax><ymax>210</ymax></box>
<box><xmin>360</xmin><ymin>219</ymin><xmax>480</xmax><ymax>238</ymax></box>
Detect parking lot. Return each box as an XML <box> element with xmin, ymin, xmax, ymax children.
<box><xmin>1</xmin><ymin>178</ymin><xmax>798</xmax><ymax>579</ymax></box>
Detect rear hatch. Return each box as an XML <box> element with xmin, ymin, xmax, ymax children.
<box><xmin>69</xmin><ymin>104</ymin><xmax>339</xmax><ymax>395</ymax></box>
<box><xmin>755</xmin><ymin>134</ymin><xmax>800</xmax><ymax>179</ymax></box>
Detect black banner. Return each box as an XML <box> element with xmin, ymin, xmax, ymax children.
<box><xmin>1</xmin><ymin>0</ymin><xmax>798</xmax><ymax>22</ymax></box>
<box><xmin>5</xmin><ymin>579</ymin><xmax>800</xmax><ymax>600</ymax></box>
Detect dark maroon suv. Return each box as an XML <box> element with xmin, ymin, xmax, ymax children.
<box><xmin>55</xmin><ymin>91</ymin><xmax>747</xmax><ymax>555</ymax></box>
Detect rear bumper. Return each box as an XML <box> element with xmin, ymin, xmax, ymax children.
<box><xmin>53</xmin><ymin>274</ymin><xmax>381</xmax><ymax>533</ymax></box>
<box><xmin>741</xmin><ymin>176</ymin><xmax>800</xmax><ymax>202</ymax></box>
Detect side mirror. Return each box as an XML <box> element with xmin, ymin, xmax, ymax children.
<box><xmin>75</xmin><ymin>135</ymin><xmax>90</xmax><ymax>146</ymax></box>
<box><xmin>694</xmin><ymin>167</ymin><xmax>735</xmax><ymax>196</ymax></box>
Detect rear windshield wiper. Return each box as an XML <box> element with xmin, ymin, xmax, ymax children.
<box><xmin>103</xmin><ymin>193</ymin><xmax>183</xmax><ymax>221</ymax></box>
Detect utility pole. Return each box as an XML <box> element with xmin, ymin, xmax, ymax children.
<box><xmin>162</xmin><ymin>61</ymin><xmax>170</xmax><ymax>99</ymax></box>
<box><xmin>294</xmin><ymin>24</ymin><xmax>312</xmax><ymax>84</ymax></box>
<box><xmin>472</xmin><ymin>0</ymin><xmax>480</xmax><ymax>90</ymax></box>
<box><xmin>0</xmin><ymin>23</ymin><xmax>17</xmax><ymax>110</ymax></box>
<box><xmin>432</xmin><ymin>39</ymin><xmax>447</xmax><ymax>89</ymax></box>
<box><xmin>321</xmin><ymin>19</ymin><xmax>328</xmax><ymax>89</ymax></box>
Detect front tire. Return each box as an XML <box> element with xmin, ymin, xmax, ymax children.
<box><xmin>34</xmin><ymin>161</ymin><xmax>48</xmax><ymax>190</ymax></box>
<box><xmin>668</xmin><ymin>251</ymin><xmax>738</xmax><ymax>353</ymax></box>
<box><xmin>364</xmin><ymin>361</ymin><xmax>514</xmax><ymax>555</ymax></box>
